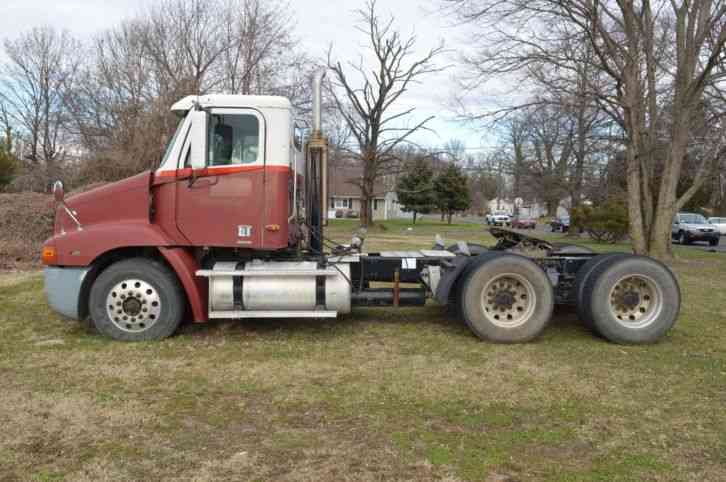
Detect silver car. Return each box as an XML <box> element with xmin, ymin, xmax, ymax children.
<box><xmin>672</xmin><ymin>213</ymin><xmax>719</xmax><ymax>246</ymax></box>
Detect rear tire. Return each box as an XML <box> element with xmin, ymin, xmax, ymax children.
<box><xmin>709</xmin><ymin>238</ymin><xmax>719</xmax><ymax>247</ymax></box>
<box><xmin>678</xmin><ymin>231</ymin><xmax>689</xmax><ymax>245</ymax></box>
<box><xmin>89</xmin><ymin>258</ymin><xmax>185</xmax><ymax>342</ymax></box>
<box><xmin>582</xmin><ymin>256</ymin><xmax>680</xmax><ymax>344</ymax></box>
<box><xmin>458</xmin><ymin>254</ymin><xmax>554</xmax><ymax>343</ymax></box>
<box><xmin>574</xmin><ymin>253</ymin><xmax>632</xmax><ymax>331</ymax></box>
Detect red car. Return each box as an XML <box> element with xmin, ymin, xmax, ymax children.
<box><xmin>511</xmin><ymin>217</ymin><xmax>536</xmax><ymax>229</ymax></box>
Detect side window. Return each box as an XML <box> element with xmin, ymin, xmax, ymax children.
<box><xmin>208</xmin><ymin>114</ymin><xmax>260</xmax><ymax>166</ymax></box>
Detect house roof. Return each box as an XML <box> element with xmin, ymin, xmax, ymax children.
<box><xmin>328</xmin><ymin>163</ymin><xmax>393</xmax><ymax>198</ymax></box>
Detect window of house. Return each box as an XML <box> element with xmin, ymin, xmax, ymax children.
<box><xmin>334</xmin><ymin>198</ymin><xmax>350</xmax><ymax>209</ymax></box>
<box><xmin>208</xmin><ymin>114</ymin><xmax>260</xmax><ymax>166</ymax></box>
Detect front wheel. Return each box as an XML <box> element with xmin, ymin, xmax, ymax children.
<box><xmin>678</xmin><ymin>231</ymin><xmax>689</xmax><ymax>245</ymax></box>
<box><xmin>89</xmin><ymin>258</ymin><xmax>185</xmax><ymax>342</ymax></box>
<box><xmin>709</xmin><ymin>238</ymin><xmax>719</xmax><ymax>247</ymax></box>
<box><xmin>458</xmin><ymin>254</ymin><xmax>554</xmax><ymax>343</ymax></box>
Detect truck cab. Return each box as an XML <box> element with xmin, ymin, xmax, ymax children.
<box><xmin>155</xmin><ymin>94</ymin><xmax>303</xmax><ymax>250</ymax></box>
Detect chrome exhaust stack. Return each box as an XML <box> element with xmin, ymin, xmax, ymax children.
<box><xmin>312</xmin><ymin>69</ymin><xmax>325</xmax><ymax>136</ymax></box>
<box><xmin>306</xmin><ymin>69</ymin><xmax>328</xmax><ymax>253</ymax></box>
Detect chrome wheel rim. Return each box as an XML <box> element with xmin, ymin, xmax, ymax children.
<box><xmin>608</xmin><ymin>274</ymin><xmax>662</xmax><ymax>329</ymax></box>
<box><xmin>106</xmin><ymin>279</ymin><xmax>161</xmax><ymax>333</ymax></box>
<box><xmin>480</xmin><ymin>273</ymin><xmax>536</xmax><ymax>328</ymax></box>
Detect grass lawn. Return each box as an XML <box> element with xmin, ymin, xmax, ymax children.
<box><xmin>1</xmin><ymin>219</ymin><xmax>725</xmax><ymax>481</ymax></box>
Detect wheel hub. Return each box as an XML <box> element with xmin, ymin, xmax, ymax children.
<box><xmin>493</xmin><ymin>291</ymin><xmax>515</xmax><ymax>309</ymax></box>
<box><xmin>122</xmin><ymin>297</ymin><xmax>142</xmax><ymax>316</ymax></box>
<box><xmin>106</xmin><ymin>279</ymin><xmax>162</xmax><ymax>333</ymax></box>
<box><xmin>481</xmin><ymin>274</ymin><xmax>536</xmax><ymax>328</ymax></box>
<box><xmin>620</xmin><ymin>291</ymin><xmax>640</xmax><ymax>310</ymax></box>
<box><xmin>609</xmin><ymin>275</ymin><xmax>662</xmax><ymax>328</ymax></box>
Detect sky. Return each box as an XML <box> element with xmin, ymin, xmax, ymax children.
<box><xmin>0</xmin><ymin>0</ymin><xmax>498</xmax><ymax>153</ymax></box>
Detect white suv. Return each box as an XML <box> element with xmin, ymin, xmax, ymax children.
<box><xmin>486</xmin><ymin>211</ymin><xmax>511</xmax><ymax>227</ymax></box>
<box><xmin>708</xmin><ymin>217</ymin><xmax>726</xmax><ymax>236</ymax></box>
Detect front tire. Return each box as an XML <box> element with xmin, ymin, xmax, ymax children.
<box><xmin>678</xmin><ymin>231</ymin><xmax>689</xmax><ymax>245</ymax></box>
<box><xmin>581</xmin><ymin>256</ymin><xmax>680</xmax><ymax>344</ymax></box>
<box><xmin>458</xmin><ymin>254</ymin><xmax>554</xmax><ymax>343</ymax></box>
<box><xmin>89</xmin><ymin>258</ymin><xmax>185</xmax><ymax>342</ymax></box>
<box><xmin>709</xmin><ymin>238</ymin><xmax>719</xmax><ymax>247</ymax></box>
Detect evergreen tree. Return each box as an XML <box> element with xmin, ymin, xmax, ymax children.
<box><xmin>434</xmin><ymin>163</ymin><xmax>471</xmax><ymax>224</ymax></box>
<box><xmin>396</xmin><ymin>157</ymin><xmax>435</xmax><ymax>224</ymax></box>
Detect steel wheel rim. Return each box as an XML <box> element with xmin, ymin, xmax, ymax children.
<box><xmin>608</xmin><ymin>274</ymin><xmax>662</xmax><ymax>329</ymax></box>
<box><xmin>480</xmin><ymin>273</ymin><xmax>536</xmax><ymax>328</ymax></box>
<box><xmin>106</xmin><ymin>279</ymin><xmax>162</xmax><ymax>333</ymax></box>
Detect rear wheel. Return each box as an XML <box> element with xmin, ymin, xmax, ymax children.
<box><xmin>458</xmin><ymin>254</ymin><xmax>553</xmax><ymax>343</ymax></box>
<box><xmin>574</xmin><ymin>253</ymin><xmax>632</xmax><ymax>331</ymax></box>
<box><xmin>89</xmin><ymin>258</ymin><xmax>185</xmax><ymax>342</ymax></box>
<box><xmin>581</xmin><ymin>256</ymin><xmax>680</xmax><ymax>344</ymax></box>
<box><xmin>709</xmin><ymin>238</ymin><xmax>719</xmax><ymax>247</ymax></box>
<box><xmin>678</xmin><ymin>231</ymin><xmax>689</xmax><ymax>245</ymax></box>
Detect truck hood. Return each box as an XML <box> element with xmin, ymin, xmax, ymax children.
<box><xmin>60</xmin><ymin>172</ymin><xmax>152</xmax><ymax>232</ymax></box>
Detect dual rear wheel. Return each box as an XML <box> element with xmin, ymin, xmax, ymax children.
<box><xmin>574</xmin><ymin>254</ymin><xmax>680</xmax><ymax>344</ymax></box>
<box><xmin>456</xmin><ymin>252</ymin><xmax>680</xmax><ymax>344</ymax></box>
<box><xmin>457</xmin><ymin>254</ymin><xmax>554</xmax><ymax>343</ymax></box>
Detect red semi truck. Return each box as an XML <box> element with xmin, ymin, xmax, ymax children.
<box><xmin>42</xmin><ymin>72</ymin><xmax>681</xmax><ymax>344</ymax></box>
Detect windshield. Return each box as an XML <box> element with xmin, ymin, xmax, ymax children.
<box><xmin>159</xmin><ymin>117</ymin><xmax>186</xmax><ymax>167</ymax></box>
<box><xmin>680</xmin><ymin>214</ymin><xmax>707</xmax><ymax>224</ymax></box>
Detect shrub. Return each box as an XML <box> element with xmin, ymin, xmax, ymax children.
<box><xmin>571</xmin><ymin>200</ymin><xmax>629</xmax><ymax>243</ymax></box>
<box><xmin>0</xmin><ymin>192</ymin><xmax>55</xmax><ymax>268</ymax></box>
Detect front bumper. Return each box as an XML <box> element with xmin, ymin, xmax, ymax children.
<box><xmin>44</xmin><ymin>266</ymin><xmax>90</xmax><ymax>320</ymax></box>
<box><xmin>687</xmin><ymin>231</ymin><xmax>719</xmax><ymax>241</ymax></box>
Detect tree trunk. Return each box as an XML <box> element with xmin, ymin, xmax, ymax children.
<box><xmin>360</xmin><ymin>197</ymin><xmax>370</xmax><ymax>227</ymax></box>
<box><xmin>447</xmin><ymin>212</ymin><xmax>453</xmax><ymax>225</ymax></box>
<box><xmin>440</xmin><ymin>212</ymin><xmax>445</xmax><ymax>222</ymax></box>
<box><xmin>545</xmin><ymin>199</ymin><xmax>559</xmax><ymax>218</ymax></box>
<box><xmin>413</xmin><ymin>211</ymin><xmax>417</xmax><ymax>225</ymax></box>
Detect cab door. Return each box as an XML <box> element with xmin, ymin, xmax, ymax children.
<box><xmin>175</xmin><ymin>108</ymin><xmax>267</xmax><ymax>248</ymax></box>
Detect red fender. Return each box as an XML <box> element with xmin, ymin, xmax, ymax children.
<box><xmin>159</xmin><ymin>247</ymin><xmax>208</xmax><ymax>323</ymax></box>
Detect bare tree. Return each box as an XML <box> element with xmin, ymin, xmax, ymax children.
<box><xmin>64</xmin><ymin>0</ymin><xmax>304</xmax><ymax>183</ymax></box>
<box><xmin>327</xmin><ymin>0</ymin><xmax>445</xmax><ymax>226</ymax></box>
<box><xmin>445</xmin><ymin>0</ymin><xmax>726</xmax><ymax>259</ymax></box>
<box><xmin>220</xmin><ymin>0</ymin><xmax>297</xmax><ymax>95</ymax></box>
<box><xmin>0</xmin><ymin>26</ymin><xmax>80</xmax><ymax>188</ymax></box>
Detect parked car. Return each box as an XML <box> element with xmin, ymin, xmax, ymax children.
<box><xmin>486</xmin><ymin>211</ymin><xmax>511</xmax><ymax>226</ymax></box>
<box><xmin>708</xmin><ymin>217</ymin><xmax>726</xmax><ymax>235</ymax></box>
<box><xmin>672</xmin><ymin>212</ymin><xmax>719</xmax><ymax>246</ymax></box>
<box><xmin>511</xmin><ymin>216</ymin><xmax>536</xmax><ymax>229</ymax></box>
<box><xmin>550</xmin><ymin>216</ymin><xmax>570</xmax><ymax>233</ymax></box>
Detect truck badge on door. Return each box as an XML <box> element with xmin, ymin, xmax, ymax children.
<box><xmin>238</xmin><ymin>225</ymin><xmax>252</xmax><ymax>238</ymax></box>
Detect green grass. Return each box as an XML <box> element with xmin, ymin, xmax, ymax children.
<box><xmin>1</xmin><ymin>219</ymin><xmax>725</xmax><ymax>481</ymax></box>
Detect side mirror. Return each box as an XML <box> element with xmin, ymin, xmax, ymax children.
<box><xmin>53</xmin><ymin>180</ymin><xmax>65</xmax><ymax>203</ymax></box>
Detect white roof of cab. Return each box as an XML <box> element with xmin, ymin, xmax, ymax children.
<box><xmin>171</xmin><ymin>94</ymin><xmax>291</xmax><ymax>113</ymax></box>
